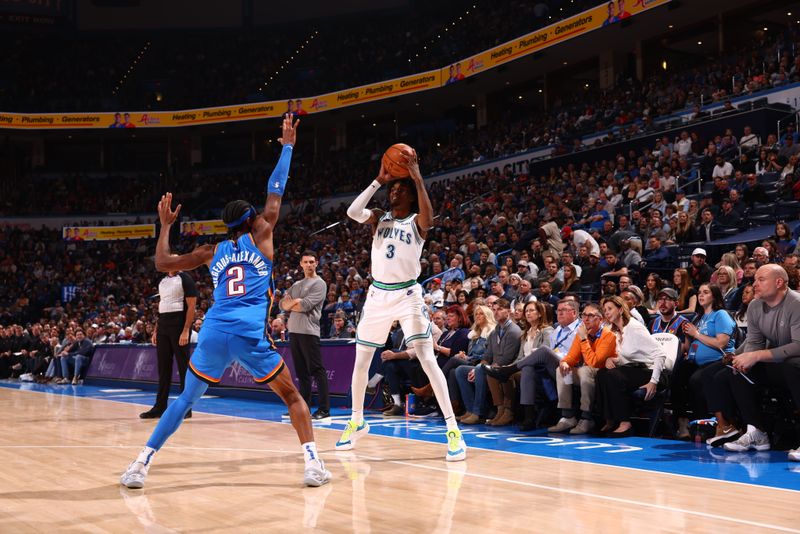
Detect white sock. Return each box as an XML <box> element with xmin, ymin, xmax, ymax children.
<box><xmin>136</xmin><ymin>446</ymin><xmax>157</xmax><ymax>467</ymax></box>
<box><xmin>367</xmin><ymin>373</ymin><xmax>383</xmax><ymax>388</ymax></box>
<box><xmin>414</xmin><ymin>339</ymin><xmax>459</xmax><ymax>431</ymax></box>
<box><xmin>391</xmin><ymin>394</ymin><xmax>402</xmax><ymax>405</ymax></box>
<box><xmin>302</xmin><ymin>442</ymin><xmax>319</xmax><ymax>464</ymax></box>
<box><xmin>350</xmin><ymin>345</ymin><xmax>373</xmax><ymax>425</ymax></box>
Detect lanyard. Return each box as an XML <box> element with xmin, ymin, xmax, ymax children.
<box><xmin>553</xmin><ymin>325</ymin><xmax>574</xmax><ymax>351</ymax></box>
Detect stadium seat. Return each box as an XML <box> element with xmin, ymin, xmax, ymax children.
<box><xmin>630</xmin><ymin>333</ymin><xmax>680</xmax><ymax>437</ymax></box>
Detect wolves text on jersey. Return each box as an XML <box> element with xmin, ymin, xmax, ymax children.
<box><xmin>375</xmin><ymin>225</ymin><xmax>414</xmax><ymax>245</ymax></box>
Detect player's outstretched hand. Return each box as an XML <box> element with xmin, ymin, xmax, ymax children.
<box><xmin>158</xmin><ymin>193</ymin><xmax>181</xmax><ymax>226</ymax></box>
<box><xmin>278</xmin><ymin>114</ymin><xmax>299</xmax><ymax>146</ymax></box>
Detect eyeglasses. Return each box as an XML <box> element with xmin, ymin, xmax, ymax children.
<box><xmin>581</xmin><ymin>313</ymin><xmax>601</xmax><ymax>319</ymax></box>
<box><xmin>556</xmin><ymin>308</ymin><xmax>572</xmax><ymax>313</ymax></box>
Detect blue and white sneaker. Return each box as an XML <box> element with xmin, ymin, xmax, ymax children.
<box><xmin>303</xmin><ymin>459</ymin><xmax>332</xmax><ymax>487</ymax></box>
<box><xmin>335</xmin><ymin>420</ymin><xmax>370</xmax><ymax>451</ymax></box>
<box><xmin>446</xmin><ymin>429</ymin><xmax>467</xmax><ymax>462</ymax></box>
<box><xmin>120</xmin><ymin>461</ymin><xmax>149</xmax><ymax>489</ymax></box>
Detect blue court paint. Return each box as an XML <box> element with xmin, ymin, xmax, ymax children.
<box><xmin>3</xmin><ymin>380</ymin><xmax>798</xmax><ymax>492</ymax></box>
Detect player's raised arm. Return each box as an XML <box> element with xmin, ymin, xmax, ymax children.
<box><xmin>346</xmin><ymin>163</ymin><xmax>392</xmax><ymax>226</ymax></box>
<box><xmin>153</xmin><ymin>193</ymin><xmax>214</xmax><ymax>272</ymax></box>
<box><xmin>261</xmin><ymin>115</ymin><xmax>299</xmax><ymax>229</ymax></box>
<box><xmin>405</xmin><ymin>150</ymin><xmax>433</xmax><ymax>239</ymax></box>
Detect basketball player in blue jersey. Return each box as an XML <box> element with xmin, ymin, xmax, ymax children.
<box><xmin>336</xmin><ymin>150</ymin><xmax>467</xmax><ymax>461</ymax></box>
<box><xmin>121</xmin><ymin>115</ymin><xmax>331</xmax><ymax>489</ymax></box>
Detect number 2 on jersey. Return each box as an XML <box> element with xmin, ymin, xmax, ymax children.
<box><xmin>226</xmin><ymin>265</ymin><xmax>246</xmax><ymax>296</ymax></box>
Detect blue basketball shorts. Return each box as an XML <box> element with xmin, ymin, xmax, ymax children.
<box><xmin>188</xmin><ymin>327</ymin><xmax>284</xmax><ymax>384</ymax></box>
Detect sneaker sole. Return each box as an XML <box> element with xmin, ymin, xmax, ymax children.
<box><xmin>120</xmin><ymin>478</ymin><xmax>144</xmax><ymax>489</ymax></box>
<box><xmin>446</xmin><ymin>449</ymin><xmax>467</xmax><ymax>462</ymax></box>
<box><xmin>724</xmin><ymin>441</ymin><xmax>771</xmax><ymax>452</ymax></box>
<box><xmin>335</xmin><ymin>424</ymin><xmax>370</xmax><ymax>451</ymax></box>
<box><xmin>303</xmin><ymin>472</ymin><xmax>332</xmax><ymax>487</ymax></box>
<box><xmin>706</xmin><ymin>432</ymin><xmax>741</xmax><ymax>447</ymax></box>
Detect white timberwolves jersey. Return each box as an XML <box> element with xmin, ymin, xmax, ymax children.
<box><xmin>371</xmin><ymin>212</ymin><xmax>424</xmax><ymax>283</ymax></box>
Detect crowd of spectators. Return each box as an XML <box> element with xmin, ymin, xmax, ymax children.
<box><xmin>1</xmin><ymin>5</ymin><xmax>799</xmax><ymax>453</ymax></box>
<box><xmin>0</xmin><ymin>1</ymin><xmax>598</xmax><ymax>112</ymax></box>
<box><xmin>4</xmin><ymin>22</ymin><xmax>800</xmax><ymax>218</ymax></box>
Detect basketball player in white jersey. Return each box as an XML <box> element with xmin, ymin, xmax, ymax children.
<box><xmin>335</xmin><ymin>150</ymin><xmax>467</xmax><ymax>461</ymax></box>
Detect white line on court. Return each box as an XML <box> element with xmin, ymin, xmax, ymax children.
<box><xmin>1</xmin><ymin>443</ymin><xmax>796</xmax><ymax>532</ymax></box>
<box><xmin>3</xmin><ymin>386</ymin><xmax>798</xmax><ymax>497</ymax></box>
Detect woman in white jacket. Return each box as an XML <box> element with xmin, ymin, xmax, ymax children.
<box><xmin>595</xmin><ymin>295</ymin><xmax>669</xmax><ymax>437</ymax></box>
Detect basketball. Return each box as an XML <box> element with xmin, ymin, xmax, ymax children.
<box><xmin>382</xmin><ymin>143</ymin><xmax>414</xmax><ymax>177</ymax></box>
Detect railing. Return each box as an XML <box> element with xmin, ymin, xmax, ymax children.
<box><xmin>495</xmin><ymin>247</ymin><xmax>514</xmax><ymax>267</ymax></box>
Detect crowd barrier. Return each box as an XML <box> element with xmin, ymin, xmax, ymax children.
<box><xmin>86</xmin><ymin>339</ymin><xmax>357</xmax><ymax>395</ymax></box>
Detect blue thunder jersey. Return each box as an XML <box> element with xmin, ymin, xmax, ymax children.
<box><xmin>202</xmin><ymin>233</ymin><xmax>275</xmax><ymax>341</ymax></box>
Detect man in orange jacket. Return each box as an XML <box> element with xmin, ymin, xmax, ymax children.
<box><xmin>548</xmin><ymin>302</ymin><xmax>616</xmax><ymax>434</ymax></box>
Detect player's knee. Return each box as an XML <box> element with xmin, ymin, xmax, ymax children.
<box><xmin>411</xmin><ymin>338</ymin><xmax>435</xmax><ymax>360</ymax></box>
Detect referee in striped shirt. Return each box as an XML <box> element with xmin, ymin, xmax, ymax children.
<box><xmin>141</xmin><ymin>270</ymin><xmax>198</xmax><ymax>419</ymax></box>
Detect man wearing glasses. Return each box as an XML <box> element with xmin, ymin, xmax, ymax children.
<box><xmin>549</xmin><ymin>303</ymin><xmax>616</xmax><ymax>435</ymax></box>
<box><xmin>484</xmin><ymin>299</ymin><xmax>581</xmax><ymax>430</ymax></box>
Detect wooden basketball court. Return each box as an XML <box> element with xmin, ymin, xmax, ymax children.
<box><xmin>0</xmin><ymin>386</ymin><xmax>798</xmax><ymax>533</ymax></box>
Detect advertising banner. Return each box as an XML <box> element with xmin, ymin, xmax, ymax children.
<box><xmin>0</xmin><ymin>0</ymin><xmax>670</xmax><ymax>129</ymax></box>
<box><xmin>441</xmin><ymin>0</ymin><xmax>672</xmax><ymax>82</ymax></box>
<box><xmin>180</xmin><ymin>220</ymin><xmax>227</xmax><ymax>237</ymax></box>
<box><xmin>87</xmin><ymin>340</ymin><xmax>357</xmax><ymax>395</ymax></box>
<box><xmin>62</xmin><ymin>224</ymin><xmax>155</xmax><ymax>241</ymax></box>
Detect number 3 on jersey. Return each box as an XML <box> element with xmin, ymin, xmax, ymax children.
<box><xmin>386</xmin><ymin>244</ymin><xmax>395</xmax><ymax>259</ymax></box>
<box><xmin>226</xmin><ymin>265</ymin><xmax>246</xmax><ymax>296</ymax></box>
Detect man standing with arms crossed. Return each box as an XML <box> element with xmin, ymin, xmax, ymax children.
<box><xmin>280</xmin><ymin>251</ymin><xmax>330</xmax><ymax>420</ymax></box>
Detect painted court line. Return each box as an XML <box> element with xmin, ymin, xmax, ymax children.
<box><xmin>390</xmin><ymin>459</ymin><xmax>800</xmax><ymax>533</ymax></box>
<box><xmin>4</xmin><ymin>385</ymin><xmax>799</xmax><ymax>495</ymax></box>
<box><xmin>4</xmin><ymin>443</ymin><xmax>795</xmax><ymax>533</ymax></box>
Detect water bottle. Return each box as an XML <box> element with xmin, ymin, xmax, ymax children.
<box><xmin>406</xmin><ymin>393</ymin><xmax>416</xmax><ymax>415</ymax></box>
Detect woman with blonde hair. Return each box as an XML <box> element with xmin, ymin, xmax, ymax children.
<box><xmin>595</xmin><ymin>296</ymin><xmax>669</xmax><ymax>437</ymax></box>
<box><xmin>441</xmin><ymin>304</ymin><xmax>496</xmax><ymax>416</ymax></box>
<box><xmin>715</xmin><ymin>252</ymin><xmax>743</xmax><ymax>285</ymax></box>
<box><xmin>714</xmin><ymin>266</ymin><xmax>740</xmax><ymax>311</ymax></box>
<box><xmin>673</xmin><ymin>268</ymin><xmax>697</xmax><ymax>313</ymax></box>
<box><xmin>485</xmin><ymin>301</ymin><xmax>553</xmax><ymax>427</ymax></box>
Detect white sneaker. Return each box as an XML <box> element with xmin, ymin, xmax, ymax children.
<box><xmin>335</xmin><ymin>420</ymin><xmax>369</xmax><ymax>451</ymax></box>
<box><xmin>723</xmin><ymin>427</ymin><xmax>770</xmax><ymax>452</ymax></box>
<box><xmin>120</xmin><ymin>461</ymin><xmax>150</xmax><ymax>489</ymax></box>
<box><xmin>788</xmin><ymin>449</ymin><xmax>800</xmax><ymax>462</ymax></box>
<box><xmin>446</xmin><ymin>429</ymin><xmax>467</xmax><ymax>462</ymax></box>
<box><xmin>303</xmin><ymin>459</ymin><xmax>332</xmax><ymax>487</ymax></box>
<box><xmin>548</xmin><ymin>417</ymin><xmax>577</xmax><ymax>433</ymax></box>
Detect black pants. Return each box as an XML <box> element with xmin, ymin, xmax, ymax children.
<box><xmin>707</xmin><ymin>360</ymin><xmax>800</xmax><ymax>429</ymax></box>
<box><xmin>382</xmin><ymin>358</ymin><xmax>428</xmax><ymax>396</ymax></box>
<box><xmin>290</xmin><ymin>333</ymin><xmax>329</xmax><ymax>411</ymax></box>
<box><xmin>670</xmin><ymin>359</ymin><xmax>722</xmax><ymax>418</ymax></box>
<box><xmin>595</xmin><ymin>365</ymin><xmax>654</xmax><ymax>423</ymax></box>
<box><xmin>153</xmin><ymin>322</ymin><xmax>190</xmax><ymax>412</ymax></box>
